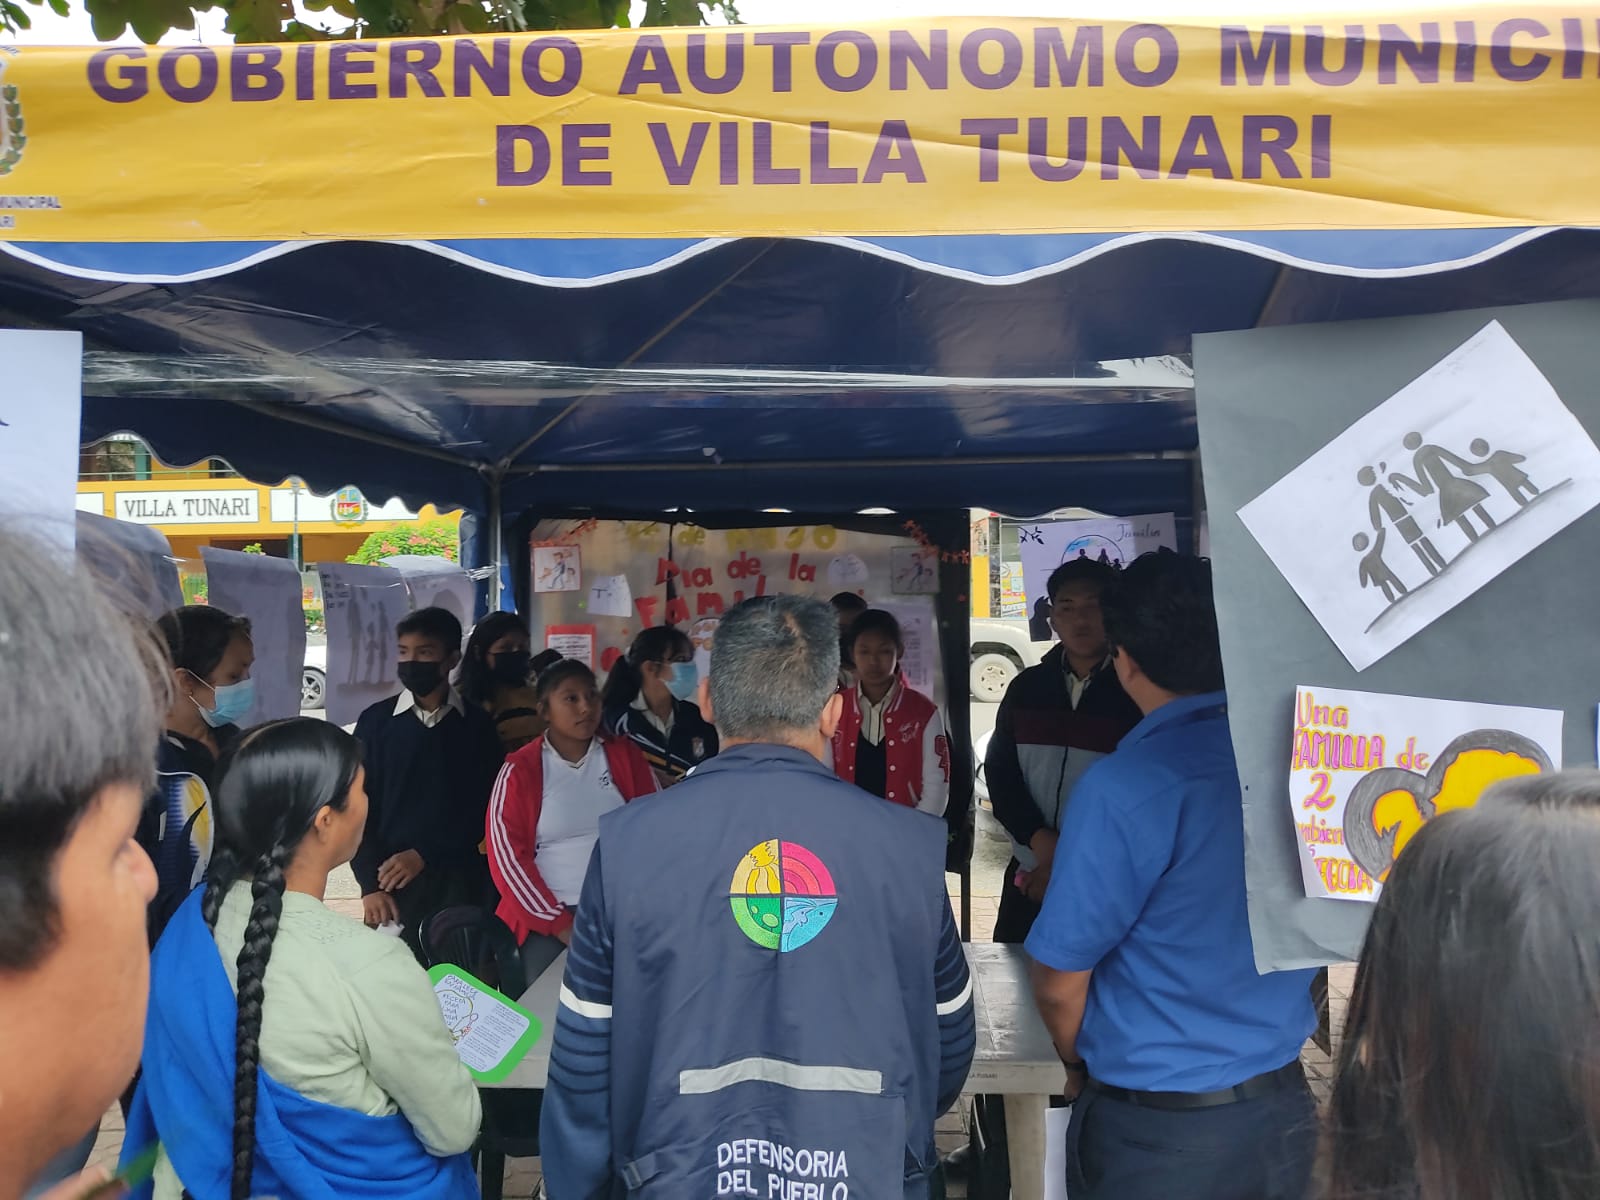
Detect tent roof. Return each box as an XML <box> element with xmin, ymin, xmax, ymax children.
<box><xmin>7</xmin><ymin>226</ymin><xmax>1600</xmax><ymax>515</ymax></box>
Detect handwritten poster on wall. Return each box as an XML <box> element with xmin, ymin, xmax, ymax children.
<box><xmin>1242</xmin><ymin>323</ymin><xmax>1600</xmax><ymax>671</ymax></box>
<box><xmin>0</xmin><ymin>330</ymin><xmax>82</xmax><ymax>550</ymax></box>
<box><xmin>318</xmin><ymin>562</ymin><xmax>412</xmax><ymax>726</ymax></box>
<box><xmin>525</xmin><ymin>520</ymin><xmax>947</xmax><ymax>707</ymax></box>
<box><xmin>202</xmin><ymin>547</ymin><xmax>306</xmax><ymax>726</ymax></box>
<box><xmin>1288</xmin><ymin>685</ymin><xmax>1561</xmax><ymax>903</ymax></box>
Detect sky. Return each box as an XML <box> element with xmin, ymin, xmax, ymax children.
<box><xmin>8</xmin><ymin>0</ymin><xmax>1352</xmax><ymax>46</ymax></box>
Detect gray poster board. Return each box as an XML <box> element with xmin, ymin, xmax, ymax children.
<box><xmin>1195</xmin><ymin>300</ymin><xmax>1600</xmax><ymax>972</ymax></box>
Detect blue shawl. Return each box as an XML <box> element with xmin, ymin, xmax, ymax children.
<box><xmin>123</xmin><ymin>890</ymin><xmax>479</xmax><ymax>1200</ymax></box>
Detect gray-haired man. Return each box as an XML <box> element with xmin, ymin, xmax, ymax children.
<box><xmin>541</xmin><ymin>594</ymin><xmax>975</xmax><ymax>1200</ymax></box>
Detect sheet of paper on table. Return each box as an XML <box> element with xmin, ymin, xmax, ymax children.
<box><xmin>428</xmin><ymin>965</ymin><xmax>543</xmax><ymax>1083</ymax></box>
<box><xmin>1043</xmin><ymin>1104</ymin><xmax>1072</xmax><ymax>1200</ymax></box>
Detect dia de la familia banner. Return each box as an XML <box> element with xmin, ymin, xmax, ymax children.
<box><xmin>2</xmin><ymin>9</ymin><xmax>1600</xmax><ymax>242</ymax></box>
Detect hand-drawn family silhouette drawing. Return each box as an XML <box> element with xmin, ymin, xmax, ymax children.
<box><xmin>1354</xmin><ymin>430</ymin><xmax>1558</xmax><ymax>624</ymax></box>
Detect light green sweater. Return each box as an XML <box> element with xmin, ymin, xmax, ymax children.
<box><xmin>153</xmin><ymin>883</ymin><xmax>482</xmax><ymax>1198</ymax></box>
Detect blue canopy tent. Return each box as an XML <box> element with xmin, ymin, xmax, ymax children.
<box><xmin>6</xmin><ymin>227</ymin><xmax>1597</xmax><ymax>548</ymax></box>
<box><xmin>8</xmin><ymin>220</ymin><xmax>1600</xmax><ymax>944</ymax></box>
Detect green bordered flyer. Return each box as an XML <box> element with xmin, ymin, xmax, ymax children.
<box><xmin>427</xmin><ymin>963</ymin><xmax>543</xmax><ymax>1084</ymax></box>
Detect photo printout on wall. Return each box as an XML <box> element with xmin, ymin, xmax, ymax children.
<box><xmin>1287</xmin><ymin>685</ymin><xmax>1561</xmax><ymax>903</ymax></box>
<box><xmin>1240</xmin><ymin>322</ymin><xmax>1600</xmax><ymax>671</ymax></box>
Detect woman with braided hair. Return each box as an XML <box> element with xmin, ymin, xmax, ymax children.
<box><xmin>123</xmin><ymin>719</ymin><xmax>481</xmax><ymax>1200</ymax></box>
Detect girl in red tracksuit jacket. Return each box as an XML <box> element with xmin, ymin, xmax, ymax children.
<box><xmin>831</xmin><ymin>608</ymin><xmax>951</xmax><ymax>816</ymax></box>
<box><xmin>487</xmin><ymin>658</ymin><xmax>657</xmax><ymax>979</ymax></box>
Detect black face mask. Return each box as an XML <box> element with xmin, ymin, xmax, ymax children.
<box><xmin>491</xmin><ymin>650</ymin><xmax>532</xmax><ymax>685</ymax></box>
<box><xmin>398</xmin><ymin>660</ymin><xmax>445</xmax><ymax>697</ymax></box>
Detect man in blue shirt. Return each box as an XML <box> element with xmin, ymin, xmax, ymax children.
<box><xmin>1026</xmin><ymin>552</ymin><xmax>1317</xmax><ymax>1200</ymax></box>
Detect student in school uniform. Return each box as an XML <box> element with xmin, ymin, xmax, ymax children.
<box><xmin>144</xmin><ymin>604</ymin><xmax>256</xmax><ymax>945</ymax></box>
<box><xmin>352</xmin><ymin>607</ymin><xmax>503</xmax><ymax>958</ymax></box>
<box><xmin>601</xmin><ymin>626</ymin><xmax>719</xmax><ymax>785</ymax></box>
<box><xmin>488</xmin><ymin>659</ymin><xmax>659</xmax><ymax>979</ymax></box>
<box><xmin>831</xmin><ymin>609</ymin><xmax>951</xmax><ymax>816</ymax></box>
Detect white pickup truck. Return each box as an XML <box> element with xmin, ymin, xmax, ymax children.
<box><xmin>968</xmin><ymin>617</ymin><xmax>1050</xmax><ymax>703</ymax></box>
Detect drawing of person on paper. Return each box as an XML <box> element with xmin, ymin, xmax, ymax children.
<box><xmin>345</xmin><ymin>593</ymin><xmax>364</xmax><ymax>684</ymax></box>
<box><xmin>1388</xmin><ymin>432</ymin><xmax>1499</xmax><ymax>543</ymax></box>
<box><xmin>438</xmin><ymin>982</ymin><xmax>478</xmax><ymax>1044</ymax></box>
<box><xmin>1361</xmin><ymin>464</ymin><xmax>1446</xmax><ymax>576</ymax></box>
<box><xmin>1464</xmin><ymin>438</ymin><xmax>1541</xmax><ymax>507</ymax></box>
<box><xmin>364</xmin><ymin>614</ymin><xmax>383</xmax><ymax>682</ymax></box>
<box><xmin>1353</xmin><ymin>530</ymin><xmax>1407</xmax><ymax>605</ymax></box>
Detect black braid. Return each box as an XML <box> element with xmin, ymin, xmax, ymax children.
<box><xmin>201</xmin><ymin>845</ymin><xmax>243</xmax><ymax>928</ymax></box>
<box><xmin>227</xmin><ymin>841</ymin><xmax>292</xmax><ymax>1200</ymax></box>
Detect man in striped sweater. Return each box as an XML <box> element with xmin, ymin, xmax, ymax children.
<box><xmin>541</xmin><ymin>595</ymin><xmax>975</xmax><ymax>1200</ymax></box>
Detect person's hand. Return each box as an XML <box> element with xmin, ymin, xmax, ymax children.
<box><xmin>1029</xmin><ymin>828</ymin><xmax>1059</xmax><ymax>869</ymax></box>
<box><xmin>1023</xmin><ymin>862</ymin><xmax>1053</xmax><ymax>903</ymax></box>
<box><xmin>362</xmin><ymin>891</ymin><xmax>400</xmax><ymax>928</ymax></box>
<box><xmin>1062</xmin><ymin>1060</ymin><xmax>1089</xmax><ymax>1103</ymax></box>
<box><xmin>35</xmin><ymin>1166</ymin><xmax>124</xmax><ymax>1200</ymax></box>
<box><xmin>378</xmin><ymin>850</ymin><xmax>425</xmax><ymax>892</ymax></box>
<box><xmin>555</xmin><ymin>923</ymin><xmax>573</xmax><ymax>946</ymax></box>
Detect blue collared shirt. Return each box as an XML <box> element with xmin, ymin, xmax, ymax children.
<box><xmin>1025</xmin><ymin>691</ymin><xmax>1316</xmax><ymax>1092</ymax></box>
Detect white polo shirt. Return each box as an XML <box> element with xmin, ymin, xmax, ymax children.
<box><xmin>535</xmin><ymin>741</ymin><xmax>626</xmax><ymax>905</ymax></box>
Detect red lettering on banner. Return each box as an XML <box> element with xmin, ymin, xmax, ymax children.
<box><xmin>787</xmin><ymin>553</ymin><xmax>817</xmax><ymax>582</ymax></box>
<box><xmin>666</xmin><ymin>596</ymin><xmax>691</xmax><ymax>625</ymax></box>
<box><xmin>697</xmin><ymin>592</ymin><xmax>726</xmax><ymax>616</ymax></box>
<box><xmin>728</xmin><ymin>551</ymin><xmax>763</xmax><ymax>579</ymax></box>
<box><xmin>635</xmin><ymin>596</ymin><xmax>661</xmax><ymax>625</ymax></box>
<box><xmin>656</xmin><ymin>557</ymin><xmax>681</xmax><ymax>585</ymax></box>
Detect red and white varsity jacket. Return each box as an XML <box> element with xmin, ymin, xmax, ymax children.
<box><xmin>487</xmin><ymin>732</ymin><xmax>658</xmax><ymax>942</ymax></box>
<box><xmin>831</xmin><ymin>681</ymin><xmax>951</xmax><ymax>815</ymax></box>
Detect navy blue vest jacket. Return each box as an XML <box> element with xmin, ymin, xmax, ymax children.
<box><xmin>540</xmin><ymin>744</ymin><xmax>976</xmax><ymax>1200</ymax></box>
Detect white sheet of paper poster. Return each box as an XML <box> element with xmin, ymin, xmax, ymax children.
<box><xmin>202</xmin><ymin>548</ymin><xmax>306</xmax><ymax>726</ymax></box>
<box><xmin>1043</xmin><ymin>1104</ymin><xmax>1072</xmax><ymax>1200</ymax></box>
<box><xmin>890</xmin><ymin>545</ymin><xmax>940</xmax><ymax>594</ymax></box>
<box><xmin>382</xmin><ymin>555</ymin><xmax>476</xmax><ymax>636</ymax></box>
<box><xmin>533</xmin><ymin>545</ymin><xmax>581</xmax><ymax>593</ymax></box>
<box><xmin>689</xmin><ymin>616</ymin><xmax>719</xmax><ymax>679</ymax></box>
<box><xmin>76</xmin><ymin>511</ymin><xmax>183</xmax><ymax>619</ymax></box>
<box><xmin>318</xmin><ymin>562</ymin><xmax>412</xmax><ymax>726</ymax></box>
<box><xmin>827</xmin><ymin>553</ymin><xmax>869</xmax><ymax>587</ymax></box>
<box><xmin>879</xmin><ymin>597</ymin><xmax>937</xmax><ymax>699</ymax></box>
<box><xmin>545</xmin><ymin>624</ymin><xmax>595</xmax><ymax>668</ymax></box>
<box><xmin>1288</xmin><ymin>685</ymin><xmax>1562</xmax><ymax>903</ymax></box>
<box><xmin>0</xmin><ymin>330</ymin><xmax>82</xmax><ymax>550</ymax></box>
<box><xmin>1016</xmin><ymin>513</ymin><xmax>1177</xmax><ymax>623</ymax></box>
<box><xmin>586</xmin><ymin>574</ymin><xmax>633</xmax><ymax>619</ymax></box>
<box><xmin>1241</xmin><ymin>323</ymin><xmax>1600</xmax><ymax>671</ymax></box>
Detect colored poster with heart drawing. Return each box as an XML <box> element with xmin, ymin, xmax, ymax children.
<box><xmin>1289</xmin><ymin>685</ymin><xmax>1562</xmax><ymax>903</ymax></box>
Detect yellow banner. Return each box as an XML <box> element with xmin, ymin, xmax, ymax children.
<box><xmin>1</xmin><ymin>9</ymin><xmax>1598</xmax><ymax>242</ymax></box>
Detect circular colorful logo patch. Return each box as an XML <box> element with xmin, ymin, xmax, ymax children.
<box><xmin>729</xmin><ymin>841</ymin><xmax>838</xmax><ymax>952</ymax></box>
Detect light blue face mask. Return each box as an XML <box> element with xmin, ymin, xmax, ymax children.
<box><xmin>665</xmin><ymin>661</ymin><xmax>701</xmax><ymax>704</ymax></box>
<box><xmin>190</xmin><ymin>672</ymin><xmax>256</xmax><ymax>728</ymax></box>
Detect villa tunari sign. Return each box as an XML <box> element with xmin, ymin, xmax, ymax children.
<box><xmin>1</xmin><ymin>9</ymin><xmax>1599</xmax><ymax>241</ymax></box>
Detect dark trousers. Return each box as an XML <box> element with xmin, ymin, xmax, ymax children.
<box><xmin>398</xmin><ymin>857</ymin><xmax>493</xmax><ymax>962</ymax></box>
<box><xmin>993</xmin><ymin>857</ymin><xmax>1042</xmax><ymax>945</ymax></box>
<box><xmin>1066</xmin><ymin>1082</ymin><xmax>1317</xmax><ymax>1200</ymax></box>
